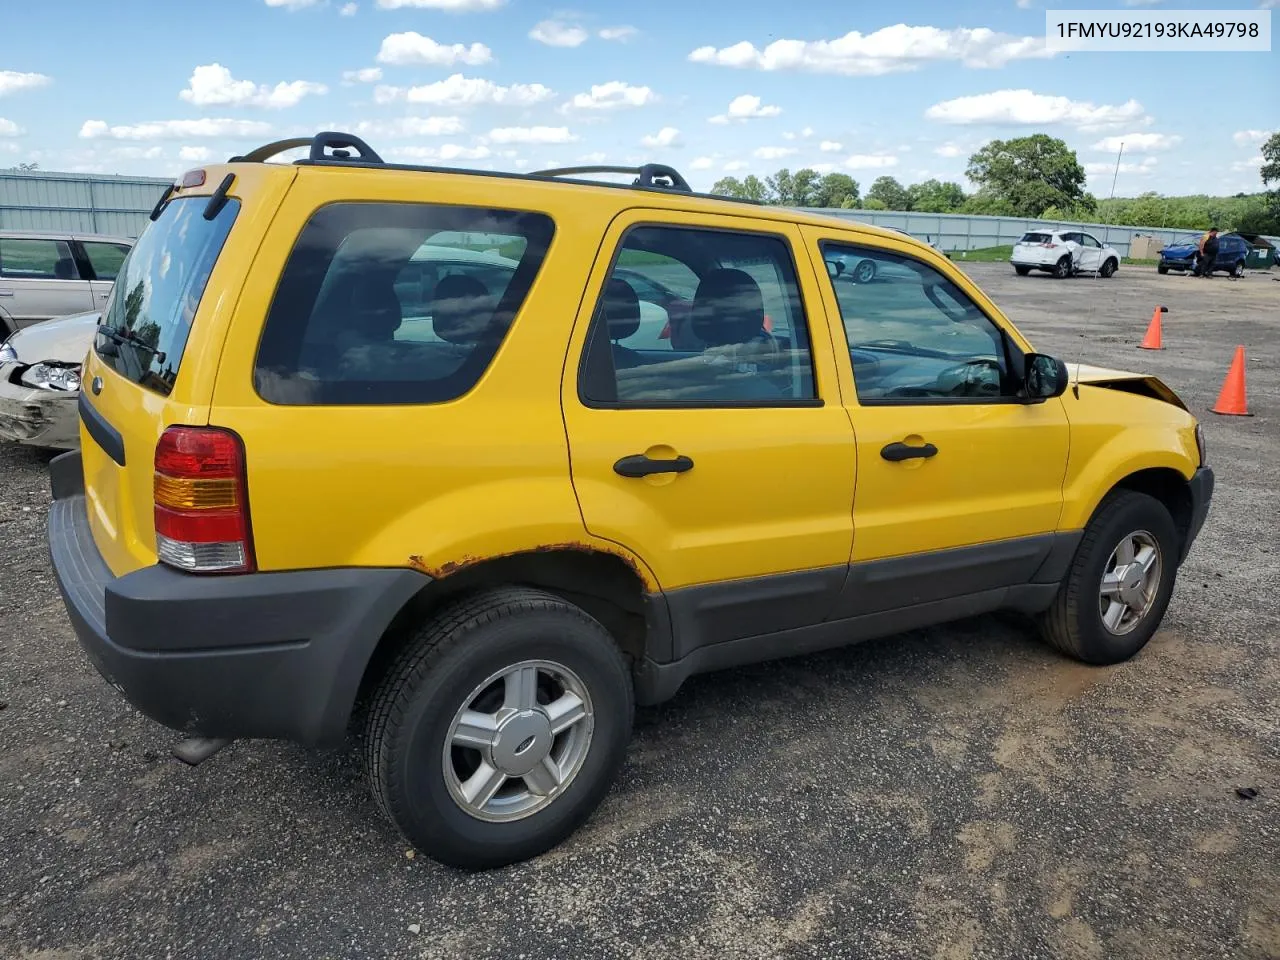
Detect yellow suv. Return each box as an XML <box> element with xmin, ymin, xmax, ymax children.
<box><xmin>48</xmin><ymin>133</ymin><xmax>1213</xmax><ymax>869</ymax></box>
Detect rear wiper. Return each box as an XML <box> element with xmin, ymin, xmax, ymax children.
<box><xmin>98</xmin><ymin>325</ymin><xmax>166</xmax><ymax>364</ymax></box>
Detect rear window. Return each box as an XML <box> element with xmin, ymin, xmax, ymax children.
<box><xmin>1019</xmin><ymin>232</ymin><xmax>1052</xmax><ymax>244</ymax></box>
<box><xmin>93</xmin><ymin>196</ymin><xmax>240</xmax><ymax>397</ymax></box>
<box><xmin>253</xmin><ymin>202</ymin><xmax>555</xmax><ymax>406</ymax></box>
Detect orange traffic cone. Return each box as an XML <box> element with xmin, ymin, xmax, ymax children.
<box><xmin>1138</xmin><ymin>305</ymin><xmax>1167</xmax><ymax>350</ymax></box>
<box><xmin>1211</xmin><ymin>345</ymin><xmax>1252</xmax><ymax>416</ymax></box>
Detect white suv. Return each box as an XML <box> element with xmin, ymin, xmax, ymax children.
<box><xmin>1011</xmin><ymin>229</ymin><xmax>1120</xmax><ymax>279</ymax></box>
<box><xmin>0</xmin><ymin>230</ymin><xmax>133</xmax><ymax>336</ymax></box>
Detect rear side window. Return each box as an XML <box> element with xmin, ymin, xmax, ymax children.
<box><xmin>254</xmin><ymin>203</ymin><xmax>555</xmax><ymax>406</ymax></box>
<box><xmin>94</xmin><ymin>196</ymin><xmax>240</xmax><ymax>397</ymax></box>
<box><xmin>81</xmin><ymin>241</ymin><xmax>132</xmax><ymax>282</ymax></box>
<box><xmin>1018</xmin><ymin>233</ymin><xmax>1052</xmax><ymax>244</ymax></box>
<box><xmin>0</xmin><ymin>237</ymin><xmax>79</xmax><ymax>280</ymax></box>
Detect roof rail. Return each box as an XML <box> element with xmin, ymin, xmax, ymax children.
<box><xmin>225</xmin><ymin>131</ymin><xmax>757</xmax><ymax>205</ymax></box>
<box><xmin>531</xmin><ymin>163</ymin><xmax>692</xmax><ymax>193</ymax></box>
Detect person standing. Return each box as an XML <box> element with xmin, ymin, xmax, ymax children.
<box><xmin>1198</xmin><ymin>227</ymin><xmax>1220</xmax><ymax>277</ymax></box>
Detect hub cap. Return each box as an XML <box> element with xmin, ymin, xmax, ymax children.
<box><xmin>1098</xmin><ymin>531</ymin><xmax>1162</xmax><ymax>636</ymax></box>
<box><xmin>443</xmin><ymin>660</ymin><xmax>594</xmax><ymax>822</ymax></box>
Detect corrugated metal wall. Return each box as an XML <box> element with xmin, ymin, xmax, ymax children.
<box><xmin>0</xmin><ymin>171</ymin><xmax>172</xmax><ymax>238</ymax></box>
<box><xmin>1</xmin><ymin>169</ymin><xmax>1208</xmax><ymax>255</ymax></box>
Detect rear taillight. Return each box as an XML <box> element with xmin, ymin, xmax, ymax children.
<box><xmin>153</xmin><ymin>426</ymin><xmax>255</xmax><ymax>574</ymax></box>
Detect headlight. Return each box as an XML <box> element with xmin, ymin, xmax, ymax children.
<box><xmin>0</xmin><ymin>340</ymin><xmax>16</xmax><ymax>364</ymax></box>
<box><xmin>1195</xmin><ymin>423</ymin><xmax>1207</xmax><ymax>466</ymax></box>
<box><xmin>18</xmin><ymin>362</ymin><xmax>81</xmax><ymax>392</ymax></box>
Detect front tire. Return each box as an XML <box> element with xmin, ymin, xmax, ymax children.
<box><xmin>1100</xmin><ymin>258</ymin><xmax>1117</xmax><ymax>278</ymax></box>
<box><xmin>1157</xmin><ymin>262</ymin><xmax>1169</xmax><ymax>275</ymax></box>
<box><xmin>1232</xmin><ymin>260</ymin><xmax>1245</xmax><ymax>278</ymax></box>
<box><xmin>1039</xmin><ymin>490</ymin><xmax>1179</xmax><ymax>666</ymax></box>
<box><xmin>364</xmin><ymin>587</ymin><xmax>634</xmax><ymax>869</ymax></box>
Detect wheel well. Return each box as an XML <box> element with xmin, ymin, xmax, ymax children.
<box><xmin>1113</xmin><ymin>468</ymin><xmax>1192</xmax><ymax>545</ymax></box>
<box><xmin>353</xmin><ymin>549</ymin><xmax>650</xmax><ymax>727</ymax></box>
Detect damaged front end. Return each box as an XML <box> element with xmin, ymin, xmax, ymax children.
<box><xmin>1069</xmin><ymin>363</ymin><xmax>1188</xmax><ymax>410</ymax></box>
<box><xmin>0</xmin><ymin>358</ymin><xmax>82</xmax><ymax>448</ymax></box>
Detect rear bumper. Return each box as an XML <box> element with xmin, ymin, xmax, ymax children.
<box><xmin>1182</xmin><ymin>466</ymin><xmax>1214</xmax><ymax>563</ymax></box>
<box><xmin>47</xmin><ymin>451</ymin><xmax>429</xmax><ymax>747</ymax></box>
<box><xmin>1010</xmin><ymin>252</ymin><xmax>1055</xmax><ymax>267</ymax></box>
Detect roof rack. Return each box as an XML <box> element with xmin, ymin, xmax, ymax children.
<box><xmin>225</xmin><ymin>131</ymin><xmax>760</xmax><ymax>205</ymax></box>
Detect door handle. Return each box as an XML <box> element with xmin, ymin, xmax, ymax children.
<box><xmin>613</xmin><ymin>453</ymin><xmax>694</xmax><ymax>478</ymax></box>
<box><xmin>881</xmin><ymin>441</ymin><xmax>938</xmax><ymax>462</ymax></box>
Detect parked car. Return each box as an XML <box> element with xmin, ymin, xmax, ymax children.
<box><xmin>1010</xmin><ymin>229</ymin><xmax>1121</xmax><ymax>278</ymax></box>
<box><xmin>50</xmin><ymin>133</ymin><xmax>1212</xmax><ymax>871</ymax></box>
<box><xmin>1157</xmin><ymin>232</ymin><xmax>1250</xmax><ymax>277</ymax></box>
<box><xmin>0</xmin><ymin>230</ymin><xmax>132</xmax><ymax>337</ymax></box>
<box><xmin>0</xmin><ymin>310</ymin><xmax>97</xmax><ymax>448</ymax></box>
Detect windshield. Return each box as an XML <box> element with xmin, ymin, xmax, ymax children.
<box><xmin>93</xmin><ymin>195</ymin><xmax>240</xmax><ymax>397</ymax></box>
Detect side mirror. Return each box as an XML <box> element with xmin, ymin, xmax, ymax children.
<box><xmin>1024</xmin><ymin>352</ymin><xmax>1069</xmax><ymax>401</ymax></box>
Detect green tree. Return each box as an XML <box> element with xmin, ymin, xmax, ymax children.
<box><xmin>1260</xmin><ymin>131</ymin><xmax>1280</xmax><ymax>187</ymax></box>
<box><xmin>866</xmin><ymin>176</ymin><xmax>910</xmax><ymax>211</ymax></box>
<box><xmin>767</xmin><ymin>167</ymin><xmax>822</xmax><ymax>206</ymax></box>
<box><xmin>966</xmin><ymin>134</ymin><xmax>1090</xmax><ymax>217</ymax></box>
<box><xmin>710</xmin><ymin>174</ymin><xmax>773</xmax><ymax>203</ymax></box>
<box><xmin>906</xmin><ymin>179</ymin><xmax>966</xmax><ymax>213</ymax></box>
<box><xmin>960</xmin><ymin>191</ymin><xmax>1017</xmax><ymax>216</ymax></box>
<box><xmin>861</xmin><ymin>197</ymin><xmax>888</xmax><ymax>211</ymax></box>
<box><xmin>812</xmin><ymin>173</ymin><xmax>859</xmax><ymax>208</ymax></box>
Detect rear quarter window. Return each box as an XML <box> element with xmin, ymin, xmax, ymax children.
<box><xmin>253</xmin><ymin>202</ymin><xmax>555</xmax><ymax>406</ymax></box>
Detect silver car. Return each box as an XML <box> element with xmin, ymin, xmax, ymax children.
<box><xmin>0</xmin><ymin>309</ymin><xmax>97</xmax><ymax>448</ymax></box>
<box><xmin>0</xmin><ymin>230</ymin><xmax>132</xmax><ymax>337</ymax></box>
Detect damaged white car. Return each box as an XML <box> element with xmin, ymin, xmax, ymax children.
<box><xmin>0</xmin><ymin>310</ymin><xmax>97</xmax><ymax>449</ymax></box>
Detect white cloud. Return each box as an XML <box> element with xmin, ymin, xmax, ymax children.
<box><xmin>934</xmin><ymin>142</ymin><xmax>963</xmax><ymax>157</ymax></box>
<box><xmin>723</xmin><ymin>160</ymin><xmax>749</xmax><ymax>172</ymax></box>
<box><xmin>265</xmin><ymin>0</ymin><xmax>320</xmax><ymax>8</ymax></box>
<box><xmin>354</xmin><ymin>116</ymin><xmax>465</xmax><ymax>137</ymax></box>
<box><xmin>709</xmin><ymin>93</ymin><xmax>782</xmax><ymax>124</ymax></box>
<box><xmin>562</xmin><ymin>81</ymin><xmax>655</xmax><ymax>112</ymax></box>
<box><xmin>0</xmin><ymin>70</ymin><xmax>52</xmax><ymax>97</ymax></box>
<box><xmin>754</xmin><ymin>146</ymin><xmax>797</xmax><ymax>160</ymax></box>
<box><xmin>377</xmin><ymin>32</ymin><xmax>492</xmax><ymax>66</ymax></box>
<box><xmin>180</xmin><ymin>64</ymin><xmax>326</xmax><ymax>109</ymax></box>
<box><xmin>1231</xmin><ymin>154</ymin><xmax>1264</xmax><ymax>172</ymax></box>
<box><xmin>641</xmin><ymin>126</ymin><xmax>681</xmax><ymax>148</ymax></box>
<box><xmin>376</xmin><ymin>75</ymin><xmax>553</xmax><ymax>107</ymax></box>
<box><xmin>530</xmin><ymin>20</ymin><xmax>588</xmax><ymax>47</ymax></box>
<box><xmin>811</xmin><ymin>162</ymin><xmax>836</xmax><ymax>173</ymax></box>
<box><xmin>1085</xmin><ymin>156</ymin><xmax>1158</xmax><ymax>175</ymax></box>
<box><xmin>1233</xmin><ymin>129</ymin><xmax>1272</xmax><ymax>147</ymax></box>
<box><xmin>844</xmin><ymin>153</ymin><xmax>899</xmax><ymax>169</ymax></box>
<box><xmin>819</xmin><ymin>140</ymin><xmax>843</xmax><ymax>152</ymax></box>
<box><xmin>79</xmin><ymin>118</ymin><xmax>274</xmax><ymax>140</ymax></box>
<box><xmin>691</xmin><ymin>156</ymin><xmax>716</xmax><ymax>170</ymax></box>
<box><xmin>1016</xmin><ymin>0</ymin><xmax>1034</xmax><ymax>7</ymax></box>
<box><xmin>0</xmin><ymin>118</ymin><xmax>22</xmax><ymax>136</ymax></box>
<box><xmin>178</xmin><ymin>146</ymin><xmax>213</xmax><ymax>162</ymax></box>
<box><xmin>344</xmin><ymin>67</ymin><xmax>383</xmax><ymax>84</ymax></box>
<box><xmin>1091</xmin><ymin>132</ymin><xmax>1181</xmax><ymax>152</ymax></box>
<box><xmin>688</xmin><ymin>25</ymin><xmax>1052</xmax><ymax>76</ymax></box>
<box><xmin>578</xmin><ymin>151</ymin><xmax>607</xmax><ymax>163</ymax></box>
<box><xmin>386</xmin><ymin>143</ymin><xmax>492</xmax><ymax>163</ymax></box>
<box><xmin>375</xmin><ymin>0</ymin><xmax>504</xmax><ymax>8</ymax></box>
<box><xmin>599</xmin><ymin>26</ymin><xmax>638</xmax><ymax>41</ymax></box>
<box><xmin>340</xmin><ymin>2</ymin><xmax>358</xmax><ymax>12</ymax></box>
<box><xmin>924</xmin><ymin>89</ymin><xmax>1147</xmax><ymax>131</ymax></box>
<box><xmin>487</xmin><ymin>125</ymin><xmax>578</xmax><ymax>144</ymax></box>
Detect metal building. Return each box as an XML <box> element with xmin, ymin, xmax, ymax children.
<box><xmin>0</xmin><ymin>170</ymin><xmax>172</xmax><ymax>238</ymax></box>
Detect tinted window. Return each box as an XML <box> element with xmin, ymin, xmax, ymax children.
<box><xmin>1019</xmin><ymin>233</ymin><xmax>1052</xmax><ymax>244</ymax></box>
<box><xmin>820</xmin><ymin>243</ymin><xmax>1014</xmax><ymax>403</ymax></box>
<box><xmin>254</xmin><ymin>203</ymin><xmax>554</xmax><ymax>405</ymax></box>
<box><xmin>82</xmin><ymin>241</ymin><xmax>132</xmax><ymax>282</ymax></box>
<box><xmin>580</xmin><ymin>225</ymin><xmax>816</xmax><ymax>405</ymax></box>
<box><xmin>0</xmin><ymin>238</ymin><xmax>78</xmax><ymax>280</ymax></box>
<box><xmin>93</xmin><ymin>197</ymin><xmax>240</xmax><ymax>397</ymax></box>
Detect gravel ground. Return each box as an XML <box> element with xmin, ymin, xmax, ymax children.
<box><xmin>1</xmin><ymin>261</ymin><xmax>1277</xmax><ymax>960</ymax></box>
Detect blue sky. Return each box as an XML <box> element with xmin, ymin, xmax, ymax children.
<box><xmin>0</xmin><ymin>0</ymin><xmax>1274</xmax><ymax>197</ymax></box>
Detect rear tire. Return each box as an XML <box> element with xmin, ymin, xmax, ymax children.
<box><xmin>1232</xmin><ymin>260</ymin><xmax>1245</xmax><ymax>278</ymax></box>
<box><xmin>1014</xmin><ymin>265</ymin><xmax>1031</xmax><ymax>276</ymax></box>
<box><xmin>1053</xmin><ymin>256</ymin><xmax>1072</xmax><ymax>279</ymax></box>
<box><xmin>1039</xmin><ymin>490</ymin><xmax>1179</xmax><ymax>666</ymax></box>
<box><xmin>1100</xmin><ymin>258</ymin><xmax>1117</xmax><ymax>278</ymax></box>
<box><xmin>364</xmin><ymin>587</ymin><xmax>633</xmax><ymax>870</ymax></box>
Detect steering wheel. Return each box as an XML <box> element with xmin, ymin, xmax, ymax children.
<box><xmin>936</xmin><ymin>357</ymin><xmax>1003</xmax><ymax>397</ymax></box>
